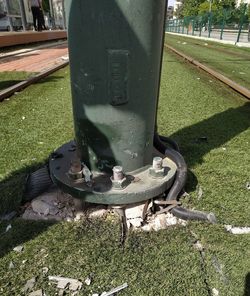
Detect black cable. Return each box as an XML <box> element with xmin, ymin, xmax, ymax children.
<box><xmin>154</xmin><ymin>133</ymin><xmax>216</xmax><ymax>223</ymax></box>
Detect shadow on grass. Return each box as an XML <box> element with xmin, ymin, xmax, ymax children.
<box><xmin>35</xmin><ymin>75</ymin><xmax>65</xmax><ymax>85</ymax></box>
<box><xmin>0</xmin><ymin>219</ymin><xmax>55</xmax><ymax>258</ymax></box>
<box><xmin>0</xmin><ymin>104</ymin><xmax>248</xmax><ymax>256</ymax></box>
<box><xmin>0</xmin><ymin>161</ymin><xmax>57</xmax><ymax>259</ymax></box>
<box><xmin>0</xmin><ymin>73</ymin><xmax>65</xmax><ymax>95</ymax></box>
<box><xmin>0</xmin><ymin>161</ymin><xmax>47</xmax><ymax>216</ymax></box>
<box><xmin>0</xmin><ymin>80</ymin><xmax>23</xmax><ymax>90</ymax></box>
<box><xmin>244</xmin><ymin>272</ymin><xmax>250</xmax><ymax>296</ymax></box>
<box><xmin>168</xmin><ymin>103</ymin><xmax>250</xmax><ymax>168</ymax></box>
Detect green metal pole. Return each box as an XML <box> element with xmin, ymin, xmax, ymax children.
<box><xmin>182</xmin><ymin>19</ymin><xmax>184</xmax><ymax>34</ymax></box>
<box><xmin>192</xmin><ymin>19</ymin><xmax>195</xmax><ymax>35</ymax></box>
<box><xmin>237</xmin><ymin>4</ymin><xmax>247</xmax><ymax>43</ymax></box>
<box><xmin>64</xmin><ymin>0</ymin><xmax>167</xmax><ymax>173</ymax></box>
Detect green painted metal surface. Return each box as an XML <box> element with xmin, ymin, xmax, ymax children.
<box><xmin>50</xmin><ymin>141</ymin><xmax>177</xmax><ymax>205</ymax></box>
<box><xmin>64</xmin><ymin>0</ymin><xmax>166</xmax><ymax>174</ymax></box>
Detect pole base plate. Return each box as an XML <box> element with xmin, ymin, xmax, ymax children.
<box><xmin>49</xmin><ymin>141</ymin><xmax>177</xmax><ymax>205</ymax></box>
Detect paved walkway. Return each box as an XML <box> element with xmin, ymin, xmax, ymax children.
<box><xmin>0</xmin><ymin>43</ymin><xmax>68</xmax><ymax>73</ymax></box>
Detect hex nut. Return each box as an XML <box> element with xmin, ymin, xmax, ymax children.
<box><xmin>110</xmin><ymin>176</ymin><xmax>129</xmax><ymax>190</ymax></box>
<box><xmin>149</xmin><ymin>167</ymin><xmax>166</xmax><ymax>178</ymax></box>
<box><xmin>68</xmin><ymin>169</ymin><xmax>83</xmax><ymax>181</ymax></box>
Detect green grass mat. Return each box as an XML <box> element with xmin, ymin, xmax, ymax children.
<box><xmin>165</xmin><ymin>34</ymin><xmax>250</xmax><ymax>89</ymax></box>
<box><xmin>0</xmin><ymin>48</ymin><xmax>249</xmax><ymax>296</ymax></box>
<box><xmin>0</xmin><ymin>72</ymin><xmax>35</xmax><ymax>91</ymax></box>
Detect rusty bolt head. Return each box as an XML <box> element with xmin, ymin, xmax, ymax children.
<box><xmin>68</xmin><ymin>159</ymin><xmax>83</xmax><ymax>181</ymax></box>
<box><xmin>70</xmin><ymin>159</ymin><xmax>82</xmax><ymax>173</ymax></box>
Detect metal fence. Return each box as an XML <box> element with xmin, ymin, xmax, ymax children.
<box><xmin>166</xmin><ymin>5</ymin><xmax>250</xmax><ymax>43</ymax></box>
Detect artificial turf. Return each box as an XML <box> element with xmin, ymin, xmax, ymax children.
<box><xmin>165</xmin><ymin>33</ymin><xmax>250</xmax><ymax>89</ymax></box>
<box><xmin>0</xmin><ymin>71</ymin><xmax>35</xmax><ymax>91</ymax></box>
<box><xmin>0</xmin><ymin>44</ymin><xmax>249</xmax><ymax>295</ymax></box>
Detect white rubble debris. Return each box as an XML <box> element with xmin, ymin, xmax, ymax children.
<box><xmin>246</xmin><ymin>182</ymin><xmax>250</xmax><ymax>190</ymax></box>
<box><xmin>141</xmin><ymin>212</ymin><xmax>187</xmax><ymax>232</ymax></box>
<box><xmin>61</xmin><ymin>55</ymin><xmax>69</xmax><ymax>61</ymax></box>
<box><xmin>42</xmin><ymin>267</ymin><xmax>49</xmax><ymax>275</ymax></box>
<box><xmin>125</xmin><ymin>203</ymin><xmax>146</xmax><ymax>219</ymax></box>
<box><xmin>84</xmin><ymin>277</ymin><xmax>91</xmax><ymax>286</ymax></box>
<box><xmin>154</xmin><ymin>214</ymin><xmax>168</xmax><ymax>231</ymax></box>
<box><xmin>13</xmin><ymin>245</ymin><xmax>24</xmax><ymax>252</ymax></box>
<box><xmin>48</xmin><ymin>276</ymin><xmax>83</xmax><ymax>291</ymax></box>
<box><xmin>197</xmin><ymin>186</ymin><xmax>203</xmax><ymax>200</ymax></box>
<box><xmin>128</xmin><ymin>217</ymin><xmax>143</xmax><ymax>228</ymax></box>
<box><xmin>23</xmin><ymin>277</ymin><xmax>37</xmax><ymax>292</ymax></box>
<box><xmin>22</xmin><ymin>187</ymin><xmax>187</xmax><ymax>232</ymax></box>
<box><xmin>212</xmin><ymin>288</ymin><xmax>219</xmax><ymax>296</ymax></box>
<box><xmin>88</xmin><ymin>206</ymin><xmax>107</xmax><ymax>219</ymax></box>
<box><xmin>9</xmin><ymin>261</ymin><xmax>15</xmax><ymax>269</ymax></box>
<box><xmin>100</xmin><ymin>283</ymin><xmax>128</xmax><ymax>296</ymax></box>
<box><xmin>31</xmin><ymin>196</ymin><xmax>59</xmax><ymax>216</ymax></box>
<box><xmin>23</xmin><ymin>188</ymin><xmax>109</xmax><ymax>222</ymax></box>
<box><xmin>74</xmin><ymin>211</ymin><xmax>85</xmax><ymax>221</ymax></box>
<box><xmin>6</xmin><ymin>224</ymin><xmax>12</xmax><ymax>232</ymax></box>
<box><xmin>124</xmin><ymin>202</ymin><xmax>149</xmax><ymax>228</ymax></box>
<box><xmin>29</xmin><ymin>290</ymin><xmax>44</xmax><ymax>296</ymax></box>
<box><xmin>193</xmin><ymin>240</ymin><xmax>204</xmax><ymax>252</ymax></box>
<box><xmin>225</xmin><ymin>225</ymin><xmax>250</xmax><ymax>234</ymax></box>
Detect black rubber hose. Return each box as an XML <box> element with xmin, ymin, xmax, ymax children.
<box><xmin>158</xmin><ymin>134</ymin><xmax>180</xmax><ymax>152</ymax></box>
<box><xmin>154</xmin><ymin>134</ymin><xmax>216</xmax><ymax>223</ymax></box>
<box><xmin>24</xmin><ymin>165</ymin><xmax>53</xmax><ymax>202</ymax></box>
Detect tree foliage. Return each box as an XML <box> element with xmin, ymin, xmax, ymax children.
<box><xmin>174</xmin><ymin>4</ymin><xmax>184</xmax><ymax>18</ymax></box>
<box><xmin>182</xmin><ymin>0</ymin><xmax>204</xmax><ymax>16</ymax></box>
<box><xmin>181</xmin><ymin>0</ymin><xmax>250</xmax><ymax>24</ymax></box>
<box><xmin>42</xmin><ymin>0</ymin><xmax>50</xmax><ymax>12</ymax></box>
<box><xmin>182</xmin><ymin>0</ymin><xmax>237</xmax><ymax>17</ymax></box>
